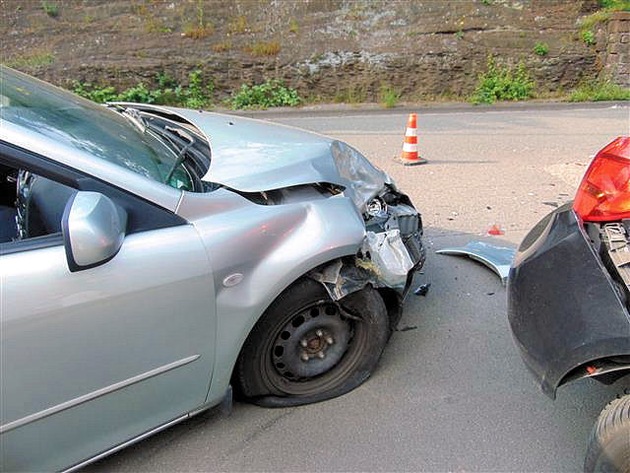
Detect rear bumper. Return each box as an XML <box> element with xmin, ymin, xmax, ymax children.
<box><xmin>507</xmin><ymin>203</ymin><xmax>630</xmax><ymax>398</ymax></box>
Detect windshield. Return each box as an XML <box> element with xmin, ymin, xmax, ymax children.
<box><xmin>0</xmin><ymin>66</ymin><xmax>201</xmax><ymax>190</ymax></box>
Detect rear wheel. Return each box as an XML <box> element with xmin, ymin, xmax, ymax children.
<box><xmin>235</xmin><ymin>278</ymin><xmax>389</xmax><ymax>407</ymax></box>
<box><xmin>584</xmin><ymin>394</ymin><xmax>630</xmax><ymax>473</ymax></box>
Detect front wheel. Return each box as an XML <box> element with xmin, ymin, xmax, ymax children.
<box><xmin>234</xmin><ymin>279</ymin><xmax>389</xmax><ymax>407</ymax></box>
<box><xmin>584</xmin><ymin>394</ymin><xmax>630</xmax><ymax>473</ymax></box>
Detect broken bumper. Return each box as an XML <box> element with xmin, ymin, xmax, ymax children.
<box><xmin>508</xmin><ymin>203</ymin><xmax>630</xmax><ymax>398</ymax></box>
<box><xmin>310</xmin><ymin>189</ymin><xmax>425</xmax><ymax>301</ymax></box>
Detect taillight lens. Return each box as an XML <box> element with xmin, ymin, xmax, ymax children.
<box><xmin>573</xmin><ymin>136</ymin><xmax>630</xmax><ymax>222</ymax></box>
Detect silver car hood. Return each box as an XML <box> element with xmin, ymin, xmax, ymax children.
<box><xmin>170</xmin><ymin>108</ymin><xmax>344</xmax><ymax>192</ymax></box>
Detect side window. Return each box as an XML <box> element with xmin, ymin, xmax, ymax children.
<box><xmin>0</xmin><ymin>163</ymin><xmax>75</xmax><ymax>244</ymax></box>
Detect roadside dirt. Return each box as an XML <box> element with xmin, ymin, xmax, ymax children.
<box><xmin>1</xmin><ymin>0</ymin><xmax>603</xmax><ymax>103</ymax></box>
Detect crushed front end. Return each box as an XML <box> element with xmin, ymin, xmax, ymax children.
<box><xmin>309</xmin><ymin>181</ymin><xmax>425</xmax><ymax>324</ymax></box>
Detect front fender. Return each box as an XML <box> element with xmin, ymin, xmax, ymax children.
<box><xmin>182</xmin><ymin>190</ymin><xmax>366</xmax><ymax>404</ymax></box>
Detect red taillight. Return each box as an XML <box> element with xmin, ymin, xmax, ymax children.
<box><xmin>573</xmin><ymin>136</ymin><xmax>630</xmax><ymax>222</ymax></box>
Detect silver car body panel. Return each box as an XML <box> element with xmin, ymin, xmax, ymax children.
<box><xmin>436</xmin><ymin>241</ymin><xmax>516</xmax><ymax>285</ymax></box>
<box><xmin>1</xmin><ymin>225</ymin><xmax>216</xmax><ymax>471</ymax></box>
<box><xmin>177</xmin><ymin>188</ymin><xmax>366</xmax><ymax>400</ymax></box>
<box><xmin>0</xmin><ymin>67</ymin><xmax>424</xmax><ymax>471</ymax></box>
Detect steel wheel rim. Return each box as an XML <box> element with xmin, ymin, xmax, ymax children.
<box><xmin>263</xmin><ymin>300</ymin><xmax>368</xmax><ymax>396</ymax></box>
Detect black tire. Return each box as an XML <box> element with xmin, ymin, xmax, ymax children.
<box><xmin>234</xmin><ymin>278</ymin><xmax>389</xmax><ymax>407</ymax></box>
<box><xmin>584</xmin><ymin>394</ymin><xmax>630</xmax><ymax>473</ymax></box>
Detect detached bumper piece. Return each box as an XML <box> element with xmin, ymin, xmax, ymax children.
<box><xmin>508</xmin><ymin>203</ymin><xmax>630</xmax><ymax>398</ymax></box>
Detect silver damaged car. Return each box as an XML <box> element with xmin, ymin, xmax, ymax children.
<box><xmin>0</xmin><ymin>66</ymin><xmax>425</xmax><ymax>471</ymax></box>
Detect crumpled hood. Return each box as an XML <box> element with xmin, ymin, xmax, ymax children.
<box><xmin>171</xmin><ymin>108</ymin><xmax>344</xmax><ymax>192</ymax></box>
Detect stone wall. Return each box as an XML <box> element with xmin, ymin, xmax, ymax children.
<box><xmin>599</xmin><ymin>12</ymin><xmax>630</xmax><ymax>87</ymax></box>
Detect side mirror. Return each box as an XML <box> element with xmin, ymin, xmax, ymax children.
<box><xmin>62</xmin><ymin>191</ymin><xmax>127</xmax><ymax>272</ymax></box>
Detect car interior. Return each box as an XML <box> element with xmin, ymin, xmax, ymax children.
<box><xmin>0</xmin><ymin>164</ymin><xmax>75</xmax><ymax>243</ymax></box>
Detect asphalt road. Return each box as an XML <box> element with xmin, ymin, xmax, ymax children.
<box><xmin>88</xmin><ymin>103</ymin><xmax>630</xmax><ymax>472</ymax></box>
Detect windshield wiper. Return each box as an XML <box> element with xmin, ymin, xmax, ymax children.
<box><xmin>163</xmin><ymin>126</ymin><xmax>195</xmax><ymax>184</ymax></box>
<box><xmin>120</xmin><ymin>107</ymin><xmax>147</xmax><ymax>133</ymax></box>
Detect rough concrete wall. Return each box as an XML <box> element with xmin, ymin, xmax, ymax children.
<box><xmin>0</xmin><ymin>0</ymin><xmax>610</xmax><ymax>100</ymax></box>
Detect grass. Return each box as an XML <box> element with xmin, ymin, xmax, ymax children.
<box><xmin>334</xmin><ymin>86</ymin><xmax>367</xmax><ymax>104</ymax></box>
<box><xmin>228</xmin><ymin>15</ymin><xmax>249</xmax><ymax>35</ymax></box>
<box><xmin>247</xmin><ymin>41</ymin><xmax>281</xmax><ymax>56</ymax></box>
<box><xmin>183</xmin><ymin>24</ymin><xmax>213</xmax><ymax>39</ymax></box>
<box><xmin>5</xmin><ymin>51</ymin><xmax>55</xmax><ymax>69</ymax></box>
<box><xmin>212</xmin><ymin>41</ymin><xmax>231</xmax><ymax>53</ymax></box>
<box><xmin>289</xmin><ymin>19</ymin><xmax>299</xmax><ymax>34</ymax></box>
<box><xmin>379</xmin><ymin>84</ymin><xmax>400</xmax><ymax>108</ymax></box>
<box><xmin>569</xmin><ymin>79</ymin><xmax>630</xmax><ymax>102</ymax></box>
<box><xmin>182</xmin><ymin>0</ymin><xmax>212</xmax><ymax>39</ymax></box>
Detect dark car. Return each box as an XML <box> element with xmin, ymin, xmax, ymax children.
<box><xmin>508</xmin><ymin>136</ymin><xmax>630</xmax><ymax>473</ymax></box>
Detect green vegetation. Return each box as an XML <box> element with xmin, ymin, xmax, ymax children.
<box><xmin>73</xmin><ymin>70</ymin><xmax>214</xmax><ymax>109</ymax></box>
<box><xmin>533</xmin><ymin>42</ymin><xmax>549</xmax><ymax>56</ymax></box>
<box><xmin>598</xmin><ymin>0</ymin><xmax>630</xmax><ymax>10</ymax></box>
<box><xmin>471</xmin><ymin>56</ymin><xmax>535</xmax><ymax>104</ymax></box>
<box><xmin>289</xmin><ymin>19</ymin><xmax>299</xmax><ymax>34</ymax></box>
<box><xmin>230</xmin><ymin>79</ymin><xmax>301</xmax><ymax>109</ymax></box>
<box><xmin>379</xmin><ymin>84</ymin><xmax>400</xmax><ymax>108</ymax></box>
<box><xmin>228</xmin><ymin>15</ymin><xmax>249</xmax><ymax>35</ymax></box>
<box><xmin>68</xmin><ymin>74</ymin><xmax>296</xmax><ymax>111</ymax></box>
<box><xmin>582</xmin><ymin>29</ymin><xmax>596</xmax><ymax>46</ymax></box>
<box><xmin>212</xmin><ymin>41</ymin><xmax>231</xmax><ymax>52</ymax></box>
<box><xmin>333</xmin><ymin>86</ymin><xmax>367</xmax><ymax>104</ymax></box>
<box><xmin>578</xmin><ymin>1</ymin><xmax>630</xmax><ymax>46</ymax></box>
<box><xmin>569</xmin><ymin>78</ymin><xmax>630</xmax><ymax>102</ymax></box>
<box><xmin>41</xmin><ymin>1</ymin><xmax>59</xmax><ymax>18</ymax></box>
<box><xmin>6</xmin><ymin>51</ymin><xmax>54</xmax><ymax>69</ymax></box>
<box><xmin>183</xmin><ymin>0</ymin><xmax>213</xmax><ymax>39</ymax></box>
<box><xmin>183</xmin><ymin>23</ymin><xmax>213</xmax><ymax>39</ymax></box>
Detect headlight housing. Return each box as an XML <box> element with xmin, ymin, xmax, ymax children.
<box><xmin>330</xmin><ymin>141</ymin><xmax>391</xmax><ymax>212</ymax></box>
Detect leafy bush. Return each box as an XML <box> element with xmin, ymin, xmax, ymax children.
<box><xmin>41</xmin><ymin>1</ymin><xmax>59</xmax><ymax>18</ymax></box>
<box><xmin>470</xmin><ymin>56</ymin><xmax>535</xmax><ymax>104</ymax></box>
<box><xmin>72</xmin><ymin>82</ymin><xmax>118</xmax><ymax>103</ymax></box>
<box><xmin>179</xmin><ymin>69</ymin><xmax>214</xmax><ymax>108</ymax></box>
<box><xmin>582</xmin><ymin>30</ymin><xmax>596</xmax><ymax>46</ymax></box>
<box><xmin>72</xmin><ymin>70</ymin><xmax>214</xmax><ymax>108</ymax></box>
<box><xmin>598</xmin><ymin>0</ymin><xmax>630</xmax><ymax>10</ymax></box>
<box><xmin>533</xmin><ymin>42</ymin><xmax>549</xmax><ymax>56</ymax></box>
<box><xmin>230</xmin><ymin>79</ymin><xmax>301</xmax><ymax>109</ymax></box>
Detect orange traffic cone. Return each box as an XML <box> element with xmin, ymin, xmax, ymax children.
<box><xmin>399</xmin><ymin>113</ymin><xmax>427</xmax><ymax>166</ymax></box>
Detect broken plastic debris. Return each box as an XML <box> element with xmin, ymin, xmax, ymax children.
<box><xmin>436</xmin><ymin>241</ymin><xmax>516</xmax><ymax>285</ymax></box>
<box><xmin>486</xmin><ymin>224</ymin><xmax>504</xmax><ymax>236</ymax></box>
<box><xmin>361</xmin><ymin>229</ymin><xmax>414</xmax><ymax>289</ymax></box>
<box><xmin>414</xmin><ymin>283</ymin><xmax>431</xmax><ymax>296</ymax></box>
